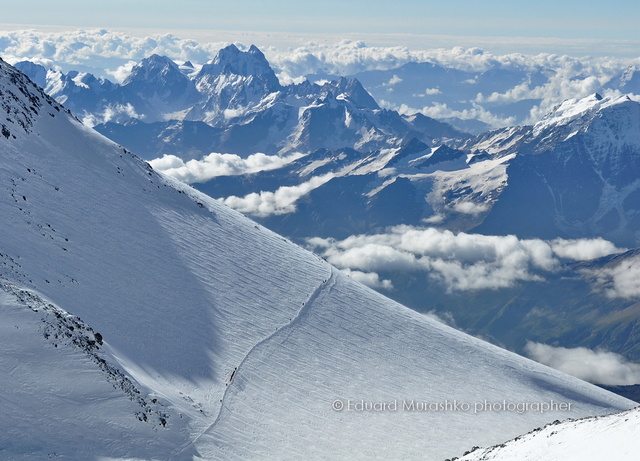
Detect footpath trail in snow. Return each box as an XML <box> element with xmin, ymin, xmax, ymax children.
<box><xmin>189</xmin><ymin>268</ymin><xmax>635</xmax><ymax>461</ymax></box>
<box><xmin>185</xmin><ymin>264</ymin><xmax>335</xmax><ymax>454</ymax></box>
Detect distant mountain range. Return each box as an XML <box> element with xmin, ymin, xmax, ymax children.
<box><xmin>15</xmin><ymin>45</ymin><xmax>467</xmax><ymax>160</ymax></box>
<box><xmin>18</xmin><ymin>46</ymin><xmax>638</xmax><ymax>247</ymax></box>
<box><xmin>194</xmin><ymin>92</ymin><xmax>640</xmax><ymax>248</ymax></box>
<box><xmin>343</xmin><ymin>61</ymin><xmax>640</xmax><ymax>133</ymax></box>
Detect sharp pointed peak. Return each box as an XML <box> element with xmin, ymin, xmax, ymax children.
<box><xmin>220</xmin><ymin>43</ymin><xmax>241</xmax><ymax>53</ymax></box>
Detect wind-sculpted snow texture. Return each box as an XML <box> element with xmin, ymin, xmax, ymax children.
<box><xmin>0</xmin><ymin>59</ymin><xmax>635</xmax><ymax>460</ymax></box>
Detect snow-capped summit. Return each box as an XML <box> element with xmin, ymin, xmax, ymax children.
<box><xmin>122</xmin><ymin>54</ymin><xmax>200</xmax><ymax>114</ymax></box>
<box><xmin>185</xmin><ymin>44</ymin><xmax>287</xmax><ymax>127</ymax></box>
<box><xmin>13</xmin><ymin>60</ymin><xmax>48</xmax><ymax>88</ymax></box>
<box><xmin>0</xmin><ymin>58</ymin><xmax>634</xmax><ymax>460</ymax></box>
<box><xmin>196</xmin><ymin>43</ymin><xmax>281</xmax><ymax>91</ymax></box>
<box><xmin>123</xmin><ymin>54</ymin><xmax>189</xmax><ymax>90</ymax></box>
<box><xmin>464</xmin><ymin>93</ymin><xmax>640</xmax><ymax>246</ymax></box>
<box><xmin>531</xmin><ymin>93</ymin><xmax>639</xmax><ymax>145</ymax></box>
<box><xmin>328</xmin><ymin>76</ymin><xmax>380</xmax><ymax>110</ymax></box>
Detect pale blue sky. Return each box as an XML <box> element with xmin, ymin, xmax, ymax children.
<box><xmin>1</xmin><ymin>0</ymin><xmax>639</xmax><ymax>55</ymax></box>
<box><xmin>1</xmin><ymin>0</ymin><xmax>638</xmax><ymax>39</ymax></box>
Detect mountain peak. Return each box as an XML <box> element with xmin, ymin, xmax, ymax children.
<box><xmin>13</xmin><ymin>61</ymin><xmax>49</xmax><ymax>89</ymax></box>
<box><xmin>532</xmin><ymin>93</ymin><xmax>634</xmax><ymax>137</ymax></box>
<box><xmin>198</xmin><ymin>44</ymin><xmax>281</xmax><ymax>90</ymax></box>
<box><xmin>329</xmin><ymin>77</ymin><xmax>380</xmax><ymax>110</ymax></box>
<box><xmin>123</xmin><ymin>54</ymin><xmax>183</xmax><ymax>87</ymax></box>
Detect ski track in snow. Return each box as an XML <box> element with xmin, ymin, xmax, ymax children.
<box><xmin>183</xmin><ymin>264</ymin><xmax>335</xmax><ymax>456</ymax></box>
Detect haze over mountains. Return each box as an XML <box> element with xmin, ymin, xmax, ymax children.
<box><xmin>2</xmin><ymin>56</ymin><xmax>635</xmax><ymax>460</ymax></box>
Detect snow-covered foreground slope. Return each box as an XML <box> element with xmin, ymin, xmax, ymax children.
<box><xmin>458</xmin><ymin>407</ymin><xmax>640</xmax><ymax>461</ymax></box>
<box><xmin>0</xmin><ymin>59</ymin><xmax>636</xmax><ymax>460</ymax></box>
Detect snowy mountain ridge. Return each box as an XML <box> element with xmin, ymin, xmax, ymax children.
<box><xmin>457</xmin><ymin>406</ymin><xmax>640</xmax><ymax>461</ymax></box>
<box><xmin>189</xmin><ymin>93</ymin><xmax>640</xmax><ymax>248</ymax></box>
<box><xmin>0</xmin><ymin>58</ymin><xmax>635</xmax><ymax>460</ymax></box>
<box><xmin>471</xmin><ymin>93</ymin><xmax>640</xmax><ymax>246</ymax></box>
<box><xmin>14</xmin><ymin>45</ymin><xmax>467</xmax><ymax>158</ymax></box>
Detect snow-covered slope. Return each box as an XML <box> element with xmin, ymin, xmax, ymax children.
<box><xmin>183</xmin><ymin>95</ymin><xmax>640</xmax><ymax>378</ymax></box>
<box><xmin>0</xmin><ymin>59</ymin><xmax>635</xmax><ymax>460</ymax></box>
<box><xmin>457</xmin><ymin>406</ymin><xmax>640</xmax><ymax>461</ymax></box>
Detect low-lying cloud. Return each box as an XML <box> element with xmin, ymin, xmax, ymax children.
<box><xmin>525</xmin><ymin>341</ymin><xmax>640</xmax><ymax>385</ymax></box>
<box><xmin>220</xmin><ymin>173</ymin><xmax>334</xmax><ymax>217</ymax></box>
<box><xmin>340</xmin><ymin>268</ymin><xmax>393</xmax><ymax>290</ymax></box>
<box><xmin>149</xmin><ymin>152</ymin><xmax>304</xmax><ymax>184</ymax></box>
<box><xmin>307</xmin><ymin>227</ymin><xmax>625</xmax><ymax>292</ymax></box>
<box><xmin>588</xmin><ymin>253</ymin><xmax>640</xmax><ymax>299</ymax></box>
<box><xmin>550</xmin><ymin>237</ymin><xmax>625</xmax><ymax>261</ymax></box>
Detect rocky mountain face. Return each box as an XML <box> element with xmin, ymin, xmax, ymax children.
<box><xmin>470</xmin><ymin>94</ymin><xmax>640</xmax><ymax>247</ymax></box>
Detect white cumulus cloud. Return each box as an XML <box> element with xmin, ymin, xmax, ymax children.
<box><xmin>149</xmin><ymin>152</ymin><xmax>304</xmax><ymax>184</ymax></box>
<box><xmin>551</xmin><ymin>237</ymin><xmax>626</xmax><ymax>261</ymax></box>
<box><xmin>220</xmin><ymin>173</ymin><xmax>334</xmax><ymax>217</ymax></box>
<box><xmin>525</xmin><ymin>342</ymin><xmax>640</xmax><ymax>386</ymax></box>
<box><xmin>340</xmin><ymin>269</ymin><xmax>393</xmax><ymax>290</ymax></box>
<box><xmin>307</xmin><ymin>227</ymin><xmax>624</xmax><ymax>293</ymax></box>
<box><xmin>453</xmin><ymin>201</ymin><xmax>489</xmax><ymax>215</ymax></box>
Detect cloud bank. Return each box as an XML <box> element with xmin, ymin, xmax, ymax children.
<box><xmin>525</xmin><ymin>342</ymin><xmax>640</xmax><ymax>386</ymax></box>
<box><xmin>0</xmin><ymin>29</ymin><xmax>224</xmax><ymax>80</ymax></box>
<box><xmin>307</xmin><ymin>227</ymin><xmax>625</xmax><ymax>292</ymax></box>
<box><xmin>150</xmin><ymin>152</ymin><xmax>304</xmax><ymax>184</ymax></box>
